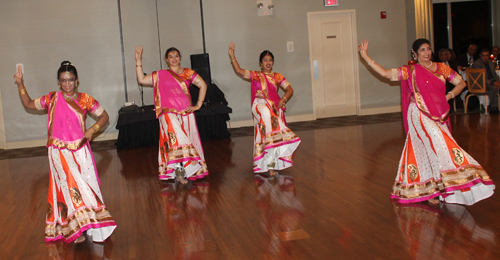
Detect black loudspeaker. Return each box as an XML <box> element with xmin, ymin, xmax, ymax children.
<box><xmin>190</xmin><ymin>53</ymin><xmax>212</xmax><ymax>84</ymax></box>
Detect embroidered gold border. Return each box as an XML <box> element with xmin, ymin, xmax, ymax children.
<box><xmin>152</xmin><ymin>71</ymin><xmax>162</xmax><ymax>117</ymax></box>
<box><xmin>45</xmin><ymin>206</ymin><xmax>114</xmax><ymax>239</ymax></box>
<box><xmin>392</xmin><ymin>165</ymin><xmax>491</xmax><ymax>199</ymax></box>
<box><xmin>254</xmin><ymin>129</ymin><xmax>299</xmax><ymax>157</ymax></box>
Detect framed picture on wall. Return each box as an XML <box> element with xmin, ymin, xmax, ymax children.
<box><xmin>324</xmin><ymin>0</ymin><xmax>338</xmax><ymax>6</ymax></box>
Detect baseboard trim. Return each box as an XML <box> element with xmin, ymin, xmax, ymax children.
<box><xmin>359</xmin><ymin>106</ymin><xmax>401</xmax><ymax>116</ymax></box>
<box><xmin>5</xmin><ymin>132</ymin><xmax>119</xmax><ymax>150</ymax></box>
<box><xmin>228</xmin><ymin>114</ymin><xmax>315</xmax><ymax>128</ymax></box>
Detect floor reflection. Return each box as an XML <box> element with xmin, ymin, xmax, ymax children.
<box><xmin>254</xmin><ymin>174</ymin><xmax>305</xmax><ymax>258</ymax></box>
<box><xmin>46</xmin><ymin>238</ymin><xmax>114</xmax><ymax>260</ymax></box>
<box><xmin>394</xmin><ymin>203</ymin><xmax>497</xmax><ymax>260</ymax></box>
<box><xmin>161</xmin><ymin>181</ymin><xmax>210</xmax><ymax>259</ymax></box>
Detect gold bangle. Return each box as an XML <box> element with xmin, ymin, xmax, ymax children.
<box><xmin>19</xmin><ymin>87</ymin><xmax>27</xmax><ymax>95</ymax></box>
<box><xmin>231</xmin><ymin>59</ymin><xmax>237</xmax><ymax>62</ymax></box>
<box><xmin>282</xmin><ymin>96</ymin><xmax>288</xmax><ymax>103</ymax></box>
<box><xmin>91</xmin><ymin>124</ymin><xmax>100</xmax><ymax>133</ymax></box>
<box><xmin>136</xmin><ymin>64</ymin><xmax>142</xmax><ymax>67</ymax></box>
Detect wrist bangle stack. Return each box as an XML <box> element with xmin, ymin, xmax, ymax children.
<box><xmin>136</xmin><ymin>64</ymin><xmax>142</xmax><ymax>67</ymax></box>
<box><xmin>282</xmin><ymin>96</ymin><xmax>288</xmax><ymax>103</ymax></box>
<box><xmin>448</xmin><ymin>92</ymin><xmax>455</xmax><ymax>98</ymax></box>
<box><xmin>18</xmin><ymin>87</ymin><xmax>27</xmax><ymax>95</ymax></box>
<box><xmin>91</xmin><ymin>124</ymin><xmax>100</xmax><ymax>134</ymax></box>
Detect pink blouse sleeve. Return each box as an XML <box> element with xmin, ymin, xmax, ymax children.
<box><xmin>275</xmin><ymin>73</ymin><xmax>290</xmax><ymax>88</ymax></box>
<box><xmin>243</xmin><ymin>70</ymin><xmax>255</xmax><ymax>80</ymax></box>
<box><xmin>438</xmin><ymin>63</ymin><xmax>463</xmax><ymax>86</ymax></box>
<box><xmin>390</xmin><ymin>66</ymin><xmax>410</xmax><ymax>81</ymax></box>
<box><xmin>34</xmin><ymin>93</ymin><xmax>51</xmax><ymax>110</ymax></box>
<box><xmin>80</xmin><ymin>94</ymin><xmax>104</xmax><ymax>117</ymax></box>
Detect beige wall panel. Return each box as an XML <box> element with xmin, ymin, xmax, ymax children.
<box><xmin>0</xmin><ymin>0</ymin><xmax>409</xmax><ymax>146</ymax></box>
<box><xmin>203</xmin><ymin>0</ymin><xmax>408</xmax><ymax>121</ymax></box>
<box><xmin>0</xmin><ymin>1</ymin><xmax>124</xmax><ymax>143</ymax></box>
<box><xmin>120</xmin><ymin>0</ymin><xmax>162</xmax><ymax>106</ymax></box>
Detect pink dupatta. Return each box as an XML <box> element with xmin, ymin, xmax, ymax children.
<box><xmin>152</xmin><ymin>69</ymin><xmax>194</xmax><ymax>118</ymax></box>
<box><xmin>47</xmin><ymin>91</ymin><xmax>88</xmax><ymax>151</ymax></box>
<box><xmin>251</xmin><ymin>72</ymin><xmax>283</xmax><ymax>112</ymax></box>
<box><xmin>401</xmin><ymin>64</ymin><xmax>450</xmax><ymax>134</ymax></box>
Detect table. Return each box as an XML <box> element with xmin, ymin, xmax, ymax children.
<box><xmin>115</xmin><ymin>104</ymin><xmax>232</xmax><ymax>150</ymax></box>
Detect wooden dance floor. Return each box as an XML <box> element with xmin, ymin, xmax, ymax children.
<box><xmin>1</xmin><ymin>113</ymin><xmax>500</xmax><ymax>259</ymax></box>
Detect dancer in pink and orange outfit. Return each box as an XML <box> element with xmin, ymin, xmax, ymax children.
<box><xmin>15</xmin><ymin>61</ymin><xmax>116</xmax><ymax>244</ymax></box>
<box><xmin>359</xmin><ymin>38</ymin><xmax>495</xmax><ymax>205</ymax></box>
<box><xmin>228</xmin><ymin>42</ymin><xmax>301</xmax><ymax>178</ymax></box>
<box><xmin>136</xmin><ymin>46</ymin><xmax>208</xmax><ymax>184</ymax></box>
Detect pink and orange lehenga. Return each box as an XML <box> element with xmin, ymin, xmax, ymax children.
<box><xmin>35</xmin><ymin>91</ymin><xmax>116</xmax><ymax>243</ymax></box>
<box><xmin>390</xmin><ymin>63</ymin><xmax>495</xmax><ymax>205</ymax></box>
<box><xmin>152</xmin><ymin>69</ymin><xmax>208</xmax><ymax>180</ymax></box>
<box><xmin>243</xmin><ymin>70</ymin><xmax>301</xmax><ymax>173</ymax></box>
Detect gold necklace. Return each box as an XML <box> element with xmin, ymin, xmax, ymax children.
<box><xmin>63</xmin><ymin>92</ymin><xmax>78</xmax><ymax>101</ymax></box>
<box><xmin>263</xmin><ymin>71</ymin><xmax>274</xmax><ymax>75</ymax></box>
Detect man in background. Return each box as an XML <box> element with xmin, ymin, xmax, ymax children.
<box><xmin>458</xmin><ymin>44</ymin><xmax>478</xmax><ymax>71</ymax></box>
<box><xmin>471</xmin><ymin>48</ymin><xmax>500</xmax><ymax>114</ymax></box>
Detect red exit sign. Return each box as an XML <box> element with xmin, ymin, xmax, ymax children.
<box><xmin>325</xmin><ymin>0</ymin><xmax>338</xmax><ymax>6</ymax></box>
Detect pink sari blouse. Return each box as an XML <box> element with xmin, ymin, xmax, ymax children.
<box><xmin>35</xmin><ymin>91</ymin><xmax>104</xmax><ymax>151</ymax></box>
<box><xmin>395</xmin><ymin>63</ymin><xmax>462</xmax><ymax>134</ymax></box>
<box><xmin>152</xmin><ymin>69</ymin><xmax>199</xmax><ymax>118</ymax></box>
<box><xmin>244</xmin><ymin>70</ymin><xmax>290</xmax><ymax>111</ymax></box>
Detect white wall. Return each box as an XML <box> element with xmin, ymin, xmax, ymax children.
<box><xmin>0</xmin><ymin>1</ymin><xmax>124</xmax><ymax>147</ymax></box>
<box><xmin>0</xmin><ymin>0</ymin><xmax>409</xmax><ymax>148</ymax></box>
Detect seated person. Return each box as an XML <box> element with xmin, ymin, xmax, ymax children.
<box><xmin>471</xmin><ymin>48</ymin><xmax>500</xmax><ymax>113</ymax></box>
<box><xmin>458</xmin><ymin>44</ymin><xmax>478</xmax><ymax>71</ymax></box>
<box><xmin>438</xmin><ymin>48</ymin><xmax>458</xmax><ymax>71</ymax></box>
<box><xmin>438</xmin><ymin>48</ymin><xmax>460</xmax><ymax>107</ymax></box>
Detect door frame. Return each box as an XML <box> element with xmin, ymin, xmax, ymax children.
<box><xmin>0</xmin><ymin>89</ymin><xmax>6</xmax><ymax>149</ymax></box>
<box><xmin>307</xmin><ymin>9</ymin><xmax>361</xmax><ymax>119</ymax></box>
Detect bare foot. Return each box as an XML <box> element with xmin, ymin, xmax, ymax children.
<box><xmin>176</xmin><ymin>175</ymin><xmax>188</xmax><ymax>185</ymax></box>
<box><xmin>428</xmin><ymin>198</ymin><xmax>440</xmax><ymax>205</ymax></box>
<box><xmin>74</xmin><ymin>235</ymin><xmax>86</xmax><ymax>244</ymax></box>
<box><xmin>269</xmin><ymin>169</ymin><xmax>277</xmax><ymax>178</ymax></box>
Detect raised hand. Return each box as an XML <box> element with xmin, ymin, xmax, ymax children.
<box><xmin>228</xmin><ymin>42</ymin><xmax>236</xmax><ymax>60</ymax></box>
<box><xmin>359</xmin><ymin>39</ymin><xmax>369</xmax><ymax>58</ymax></box>
<box><xmin>135</xmin><ymin>46</ymin><xmax>143</xmax><ymax>62</ymax></box>
<box><xmin>14</xmin><ymin>64</ymin><xmax>24</xmax><ymax>86</ymax></box>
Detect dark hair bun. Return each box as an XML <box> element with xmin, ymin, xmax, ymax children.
<box><xmin>61</xmin><ymin>60</ymin><xmax>72</xmax><ymax>66</ymax></box>
<box><xmin>57</xmin><ymin>60</ymin><xmax>78</xmax><ymax>79</ymax></box>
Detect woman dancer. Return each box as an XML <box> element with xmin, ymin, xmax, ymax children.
<box><xmin>14</xmin><ymin>61</ymin><xmax>117</xmax><ymax>243</ymax></box>
<box><xmin>228</xmin><ymin>42</ymin><xmax>301</xmax><ymax>178</ymax></box>
<box><xmin>135</xmin><ymin>46</ymin><xmax>208</xmax><ymax>184</ymax></box>
<box><xmin>359</xmin><ymin>39</ymin><xmax>495</xmax><ymax>205</ymax></box>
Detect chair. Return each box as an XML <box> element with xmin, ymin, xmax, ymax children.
<box><xmin>465</xmin><ymin>68</ymin><xmax>489</xmax><ymax>115</ymax></box>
